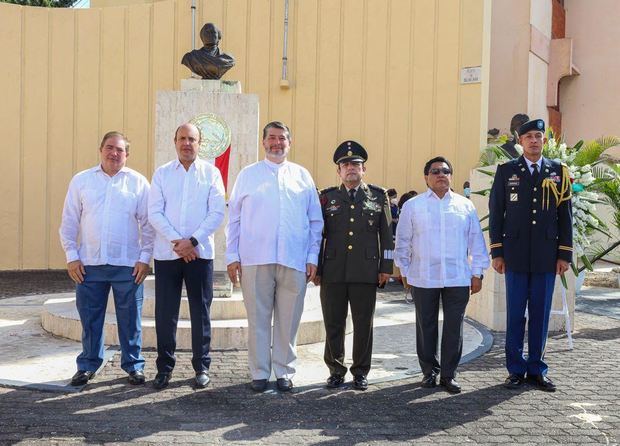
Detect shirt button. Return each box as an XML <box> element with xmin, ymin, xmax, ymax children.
<box><xmin>349</xmin><ymin>231</ymin><xmax>353</xmax><ymax>236</ymax></box>
<box><xmin>533</xmin><ymin>198</ymin><xmax>537</xmax><ymax>203</ymax></box>
<box><xmin>348</xmin><ymin>245</ymin><xmax>353</xmax><ymax>250</ymax></box>
<box><xmin>330</xmin><ymin>214</ymin><xmax>334</xmax><ymax>217</ymax></box>
<box><xmin>350</xmin><ymin>205</ymin><xmax>355</xmax><ymax>209</ymax></box>
<box><xmin>533</xmin><ymin>187</ymin><xmax>537</xmax><ymax>191</ymax></box>
<box><xmin>532</xmin><ymin>220</ymin><xmax>537</xmax><ymax>224</ymax></box>
<box><xmin>532</xmin><ymin>210</ymin><xmax>537</xmax><ymax>214</ymax></box>
<box><xmin>350</xmin><ymin>218</ymin><xmax>354</xmax><ymax>222</ymax></box>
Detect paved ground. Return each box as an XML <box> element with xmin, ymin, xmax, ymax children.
<box><xmin>1</xmin><ymin>272</ymin><xmax>619</xmax><ymax>445</ymax></box>
<box><xmin>0</xmin><ymin>289</ymin><xmax>490</xmax><ymax>390</ymax></box>
<box><xmin>0</xmin><ymin>270</ymin><xmax>74</xmax><ymax>299</ymax></box>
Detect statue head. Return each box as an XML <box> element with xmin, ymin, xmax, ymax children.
<box><xmin>200</xmin><ymin>23</ymin><xmax>222</xmax><ymax>47</ymax></box>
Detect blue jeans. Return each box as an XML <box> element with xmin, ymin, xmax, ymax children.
<box><xmin>75</xmin><ymin>265</ymin><xmax>145</xmax><ymax>373</ymax></box>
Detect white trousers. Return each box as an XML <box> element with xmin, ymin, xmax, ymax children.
<box><xmin>241</xmin><ymin>264</ymin><xmax>307</xmax><ymax>380</ymax></box>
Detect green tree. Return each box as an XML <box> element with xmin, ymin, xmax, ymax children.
<box><xmin>1</xmin><ymin>0</ymin><xmax>76</xmax><ymax>7</ymax></box>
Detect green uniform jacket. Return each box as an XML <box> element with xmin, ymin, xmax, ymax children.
<box><xmin>317</xmin><ymin>183</ymin><xmax>394</xmax><ymax>284</ymax></box>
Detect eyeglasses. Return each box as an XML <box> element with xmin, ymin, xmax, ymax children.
<box><xmin>429</xmin><ymin>168</ymin><xmax>451</xmax><ymax>175</ymax></box>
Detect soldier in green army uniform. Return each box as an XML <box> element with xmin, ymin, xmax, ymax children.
<box><xmin>314</xmin><ymin>141</ymin><xmax>394</xmax><ymax>390</ymax></box>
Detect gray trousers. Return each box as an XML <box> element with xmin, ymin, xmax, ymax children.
<box><xmin>412</xmin><ymin>286</ymin><xmax>469</xmax><ymax>379</ymax></box>
<box><xmin>241</xmin><ymin>264</ymin><xmax>307</xmax><ymax>380</ymax></box>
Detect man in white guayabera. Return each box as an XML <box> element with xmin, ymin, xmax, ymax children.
<box><xmin>226</xmin><ymin>121</ymin><xmax>324</xmax><ymax>393</ymax></box>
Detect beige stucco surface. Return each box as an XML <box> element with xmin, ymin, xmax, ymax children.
<box><xmin>0</xmin><ymin>0</ymin><xmax>491</xmax><ymax>270</ymax></box>
<box><xmin>488</xmin><ymin>0</ymin><xmax>551</xmax><ymax>134</ymax></box>
<box><xmin>488</xmin><ymin>0</ymin><xmax>530</xmax><ymax>135</ymax></box>
<box><xmin>561</xmin><ymin>0</ymin><xmax>620</xmax><ymax>144</ymax></box>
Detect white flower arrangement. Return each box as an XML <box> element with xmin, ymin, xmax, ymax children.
<box><xmin>543</xmin><ymin>138</ymin><xmax>605</xmax><ymax>258</ymax></box>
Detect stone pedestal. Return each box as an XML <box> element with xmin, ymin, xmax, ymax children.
<box><xmin>466</xmin><ymin>166</ymin><xmax>575</xmax><ymax>333</ymax></box>
<box><xmin>155</xmin><ymin>80</ymin><xmax>259</xmax><ymax>274</ymax></box>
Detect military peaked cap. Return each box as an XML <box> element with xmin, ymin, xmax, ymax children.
<box><xmin>333</xmin><ymin>140</ymin><xmax>368</xmax><ymax>164</ymax></box>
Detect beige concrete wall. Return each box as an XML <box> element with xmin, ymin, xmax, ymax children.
<box><xmin>488</xmin><ymin>0</ymin><xmax>530</xmax><ymax>134</ymax></box>
<box><xmin>488</xmin><ymin>0</ymin><xmax>551</xmax><ymax>134</ymax></box>
<box><xmin>0</xmin><ymin>0</ymin><xmax>491</xmax><ymax>270</ymax></box>
<box><xmin>561</xmin><ymin>0</ymin><xmax>620</xmax><ymax>144</ymax></box>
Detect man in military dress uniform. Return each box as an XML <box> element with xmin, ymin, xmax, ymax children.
<box><xmin>314</xmin><ymin>141</ymin><xmax>394</xmax><ymax>390</ymax></box>
<box><xmin>489</xmin><ymin>119</ymin><xmax>573</xmax><ymax>392</ymax></box>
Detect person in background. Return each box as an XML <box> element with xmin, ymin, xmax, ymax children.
<box><xmin>463</xmin><ymin>181</ymin><xmax>471</xmax><ymax>199</ymax></box>
<box><xmin>397</xmin><ymin>190</ymin><xmax>418</xmax><ymax>211</ymax></box>
<box><xmin>501</xmin><ymin>113</ymin><xmax>530</xmax><ymax>158</ymax></box>
<box><xmin>387</xmin><ymin>188</ymin><xmax>399</xmax><ymax>235</ymax></box>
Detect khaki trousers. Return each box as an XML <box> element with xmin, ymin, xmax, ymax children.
<box><xmin>241</xmin><ymin>264</ymin><xmax>307</xmax><ymax>380</ymax></box>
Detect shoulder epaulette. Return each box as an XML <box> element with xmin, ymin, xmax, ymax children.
<box><xmin>367</xmin><ymin>184</ymin><xmax>386</xmax><ymax>193</ymax></box>
<box><xmin>320</xmin><ymin>186</ymin><xmax>338</xmax><ymax>195</ymax></box>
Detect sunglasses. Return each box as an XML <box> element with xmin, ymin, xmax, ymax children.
<box><xmin>429</xmin><ymin>168</ymin><xmax>452</xmax><ymax>175</ymax></box>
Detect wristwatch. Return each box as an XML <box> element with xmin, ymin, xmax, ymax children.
<box><xmin>472</xmin><ymin>274</ymin><xmax>483</xmax><ymax>279</ymax></box>
<box><xmin>189</xmin><ymin>237</ymin><xmax>199</xmax><ymax>247</ymax></box>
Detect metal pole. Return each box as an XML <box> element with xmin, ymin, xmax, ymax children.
<box><xmin>280</xmin><ymin>0</ymin><xmax>290</xmax><ymax>87</ymax></box>
<box><xmin>191</xmin><ymin>0</ymin><xmax>197</xmax><ymax>50</ymax></box>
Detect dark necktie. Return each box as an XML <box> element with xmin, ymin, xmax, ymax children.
<box><xmin>531</xmin><ymin>163</ymin><xmax>539</xmax><ymax>183</ymax></box>
<box><xmin>349</xmin><ymin>188</ymin><xmax>356</xmax><ymax>201</ymax></box>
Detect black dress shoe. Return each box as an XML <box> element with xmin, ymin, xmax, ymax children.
<box><xmin>153</xmin><ymin>373</ymin><xmax>171</xmax><ymax>390</ymax></box>
<box><xmin>326</xmin><ymin>374</ymin><xmax>345</xmax><ymax>388</ymax></box>
<box><xmin>276</xmin><ymin>377</ymin><xmax>293</xmax><ymax>392</ymax></box>
<box><xmin>504</xmin><ymin>373</ymin><xmax>525</xmax><ymax>389</ymax></box>
<box><xmin>439</xmin><ymin>377</ymin><xmax>461</xmax><ymax>394</ymax></box>
<box><xmin>70</xmin><ymin>370</ymin><xmax>95</xmax><ymax>386</ymax></box>
<box><xmin>527</xmin><ymin>375</ymin><xmax>556</xmax><ymax>392</ymax></box>
<box><xmin>127</xmin><ymin>370</ymin><xmax>145</xmax><ymax>385</ymax></box>
<box><xmin>195</xmin><ymin>372</ymin><xmax>210</xmax><ymax>388</ymax></box>
<box><xmin>353</xmin><ymin>375</ymin><xmax>368</xmax><ymax>391</ymax></box>
<box><xmin>250</xmin><ymin>379</ymin><xmax>268</xmax><ymax>392</ymax></box>
<box><xmin>421</xmin><ymin>373</ymin><xmax>437</xmax><ymax>388</ymax></box>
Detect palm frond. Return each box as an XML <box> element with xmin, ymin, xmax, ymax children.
<box><xmin>471</xmin><ymin>188</ymin><xmax>491</xmax><ymax>196</ymax></box>
<box><xmin>573</xmin><ymin>142</ymin><xmax>607</xmax><ymax>167</ymax></box>
<box><xmin>573</xmin><ymin>136</ymin><xmax>620</xmax><ymax>166</ymax></box>
<box><xmin>591</xmin><ymin>163</ymin><xmax>619</xmax><ymax>181</ymax></box>
<box><xmin>476</xmin><ymin>169</ymin><xmax>496</xmax><ymax>177</ymax></box>
<box><xmin>478</xmin><ymin>145</ymin><xmax>512</xmax><ymax>167</ymax></box>
<box><xmin>595</xmin><ymin>135</ymin><xmax>620</xmax><ymax>151</ymax></box>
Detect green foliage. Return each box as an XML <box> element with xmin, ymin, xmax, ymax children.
<box><xmin>478</xmin><ymin>144</ymin><xmax>513</xmax><ymax>167</ymax></box>
<box><xmin>594</xmin><ymin>168</ymin><xmax>620</xmax><ymax>231</ymax></box>
<box><xmin>1</xmin><ymin>0</ymin><xmax>75</xmax><ymax>7</ymax></box>
<box><xmin>573</xmin><ymin>136</ymin><xmax>620</xmax><ymax>167</ymax></box>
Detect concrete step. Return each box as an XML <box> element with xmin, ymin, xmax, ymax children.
<box><xmin>41</xmin><ymin>285</ymin><xmax>338</xmax><ymax>350</ymax></box>
<box><xmin>109</xmin><ymin>284</ymin><xmax>321</xmax><ymax>320</ymax></box>
<box><xmin>141</xmin><ymin>273</ymin><xmax>233</xmax><ymax>298</ymax></box>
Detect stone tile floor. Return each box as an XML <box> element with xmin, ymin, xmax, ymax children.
<box><xmin>0</xmin><ymin>271</ymin><xmax>619</xmax><ymax>445</ymax></box>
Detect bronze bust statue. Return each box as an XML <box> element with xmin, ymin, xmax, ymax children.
<box><xmin>182</xmin><ymin>23</ymin><xmax>235</xmax><ymax>80</ymax></box>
